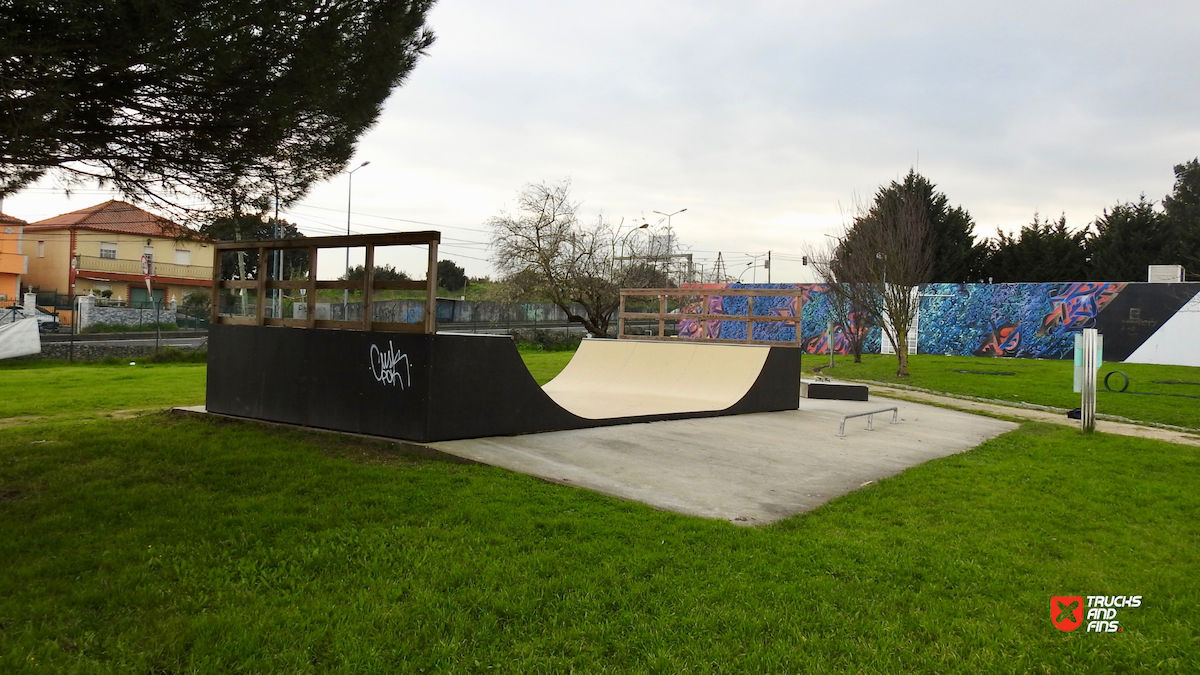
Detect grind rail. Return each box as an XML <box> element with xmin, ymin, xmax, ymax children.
<box><xmin>838</xmin><ymin>406</ymin><xmax>899</xmax><ymax>437</ymax></box>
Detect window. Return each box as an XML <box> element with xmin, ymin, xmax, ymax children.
<box><xmin>99</xmin><ymin>242</ymin><xmax>117</xmax><ymax>259</ymax></box>
<box><xmin>174</xmin><ymin>249</ymin><xmax>191</xmax><ymax>265</ymax></box>
<box><xmin>37</xmin><ymin>241</ymin><xmax>45</xmax><ymax>258</ymax></box>
<box><xmin>143</xmin><ymin>245</ymin><xmax>154</xmax><ymax>262</ymax></box>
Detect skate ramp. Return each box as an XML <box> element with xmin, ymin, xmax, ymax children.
<box><xmin>207</xmin><ymin>326</ymin><xmax>801</xmax><ymax>442</ymax></box>
<box><xmin>542</xmin><ymin>339</ymin><xmax>771</xmax><ymax>418</ymax></box>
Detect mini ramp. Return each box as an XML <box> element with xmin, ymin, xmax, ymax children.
<box><xmin>206</xmin><ymin>325</ymin><xmax>800</xmax><ymax>442</ymax></box>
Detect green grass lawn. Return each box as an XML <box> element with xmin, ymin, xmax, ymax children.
<box><xmin>806</xmin><ymin>354</ymin><xmax>1200</xmax><ymax>430</ymax></box>
<box><xmin>0</xmin><ymin>360</ymin><xmax>207</xmax><ymax>421</ymax></box>
<box><xmin>2</xmin><ymin>414</ymin><xmax>1197</xmax><ymax>673</ymax></box>
<box><xmin>516</xmin><ymin>347</ymin><xmax>576</xmax><ymax>385</ymax></box>
<box><xmin>3</xmin><ymin>358</ymin><xmax>1199</xmax><ymax>672</ymax></box>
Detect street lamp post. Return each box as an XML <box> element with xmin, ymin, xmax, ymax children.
<box><xmin>652</xmin><ymin>208</ymin><xmax>686</xmax><ymax>280</ymax></box>
<box><xmin>618</xmin><ymin>223</ymin><xmax>650</xmax><ymax>259</ymax></box>
<box><xmin>344</xmin><ymin>161</ymin><xmax>370</xmax><ymax>317</ymax></box>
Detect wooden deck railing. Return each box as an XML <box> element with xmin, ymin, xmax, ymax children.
<box><xmin>618</xmin><ymin>287</ymin><xmax>802</xmax><ymax>347</ymax></box>
<box><xmin>211</xmin><ymin>232</ymin><xmax>440</xmax><ymax>333</ymax></box>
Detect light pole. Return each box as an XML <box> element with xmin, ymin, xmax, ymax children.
<box><xmin>652</xmin><ymin>208</ymin><xmax>685</xmax><ymax>280</ymax></box>
<box><xmin>653</xmin><ymin>208</ymin><xmax>687</xmax><ymax>229</ymax></box>
<box><xmin>618</xmin><ymin>223</ymin><xmax>650</xmax><ymax>259</ymax></box>
<box><xmin>344</xmin><ymin>161</ymin><xmax>370</xmax><ymax>316</ymax></box>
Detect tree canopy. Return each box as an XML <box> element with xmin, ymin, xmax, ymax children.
<box><xmin>1087</xmin><ymin>197</ymin><xmax>1177</xmax><ymax>281</ymax></box>
<box><xmin>872</xmin><ymin>170</ymin><xmax>981</xmax><ymax>283</ymax></box>
<box><xmin>344</xmin><ymin>264</ymin><xmax>410</xmax><ymax>282</ymax></box>
<box><xmin>1163</xmin><ymin>158</ymin><xmax>1200</xmax><ymax>271</ymax></box>
<box><xmin>981</xmin><ymin>214</ymin><xmax>1088</xmax><ymax>283</ymax></box>
<box><xmin>488</xmin><ymin>180</ymin><xmax>678</xmax><ymax>336</ymax></box>
<box><xmin>821</xmin><ymin>175</ymin><xmax>932</xmax><ymax>376</ymax></box>
<box><xmin>206</xmin><ymin>214</ymin><xmax>307</xmax><ymax>281</ymax></box>
<box><xmin>437</xmin><ymin>260</ymin><xmax>467</xmax><ymax>292</ymax></box>
<box><xmin>0</xmin><ymin>0</ymin><xmax>435</xmax><ymax>213</ymax></box>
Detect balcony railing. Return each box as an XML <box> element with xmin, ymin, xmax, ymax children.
<box><xmin>76</xmin><ymin>255</ymin><xmax>212</xmax><ymax>280</ymax></box>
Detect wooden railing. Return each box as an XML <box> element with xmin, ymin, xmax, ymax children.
<box><xmin>618</xmin><ymin>287</ymin><xmax>803</xmax><ymax>347</ymax></box>
<box><xmin>211</xmin><ymin>232</ymin><xmax>440</xmax><ymax>333</ymax></box>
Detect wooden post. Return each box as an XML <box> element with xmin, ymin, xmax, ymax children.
<box><xmin>362</xmin><ymin>244</ymin><xmax>375</xmax><ymax>331</ymax></box>
<box><xmin>618</xmin><ymin>292</ymin><xmax>626</xmax><ymax>339</ymax></box>
<box><xmin>658</xmin><ymin>293</ymin><xmax>666</xmax><ymax>338</ymax></box>
<box><xmin>700</xmin><ymin>294</ymin><xmax>709</xmax><ymax>339</ymax></box>
<box><xmin>209</xmin><ymin>248</ymin><xmax>221</xmax><ymax>325</ymax></box>
<box><xmin>425</xmin><ymin>238</ymin><xmax>438</xmax><ymax>334</ymax></box>
<box><xmin>306</xmin><ymin>246</ymin><xmax>317</xmax><ymax>328</ymax></box>
<box><xmin>746</xmin><ymin>293</ymin><xmax>754</xmax><ymax>342</ymax></box>
<box><xmin>254</xmin><ymin>246</ymin><xmax>267</xmax><ymax>326</ymax></box>
<box><xmin>795</xmin><ymin>293</ymin><xmax>803</xmax><ymax>348</ymax></box>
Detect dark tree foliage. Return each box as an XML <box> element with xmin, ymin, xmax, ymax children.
<box><xmin>869</xmin><ymin>170</ymin><xmax>982</xmax><ymax>282</ymax></box>
<box><xmin>1088</xmin><ymin>196</ymin><xmax>1178</xmax><ymax>281</ymax></box>
<box><xmin>205</xmin><ymin>215</ymin><xmax>306</xmax><ymax>281</ymax></box>
<box><xmin>0</xmin><ymin>0</ymin><xmax>435</xmax><ymax>212</ymax></box>
<box><xmin>622</xmin><ymin>262</ymin><xmax>674</xmax><ymax>290</ymax></box>
<box><xmin>1163</xmin><ymin>158</ymin><xmax>1200</xmax><ymax>272</ymax></box>
<box><xmin>344</xmin><ymin>265</ymin><xmax>410</xmax><ymax>282</ymax></box>
<box><xmin>437</xmin><ymin>259</ymin><xmax>467</xmax><ymax>292</ymax></box>
<box><xmin>981</xmin><ymin>214</ymin><xmax>1088</xmax><ymax>282</ymax></box>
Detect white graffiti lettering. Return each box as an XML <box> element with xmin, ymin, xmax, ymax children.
<box><xmin>370</xmin><ymin>341</ymin><xmax>411</xmax><ymax>388</ymax></box>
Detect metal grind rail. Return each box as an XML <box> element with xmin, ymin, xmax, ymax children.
<box><xmin>838</xmin><ymin>406</ymin><xmax>899</xmax><ymax>437</ymax></box>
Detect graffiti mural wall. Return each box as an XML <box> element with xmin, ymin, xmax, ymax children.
<box><xmin>919</xmin><ymin>282</ymin><xmax>1200</xmax><ymax>362</ymax></box>
<box><xmin>670</xmin><ymin>281</ymin><xmax>1198</xmax><ymax>364</ymax></box>
<box><xmin>676</xmin><ymin>283</ymin><xmax>883</xmax><ymax>355</ymax></box>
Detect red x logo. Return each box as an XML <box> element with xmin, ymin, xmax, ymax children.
<box><xmin>1051</xmin><ymin>596</ymin><xmax>1084</xmax><ymax>632</ymax></box>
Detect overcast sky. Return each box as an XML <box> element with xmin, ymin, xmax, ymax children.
<box><xmin>8</xmin><ymin>0</ymin><xmax>1200</xmax><ymax>282</ymax></box>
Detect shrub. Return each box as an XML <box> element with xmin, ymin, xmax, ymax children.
<box><xmin>509</xmin><ymin>328</ymin><xmax>584</xmax><ymax>351</ymax></box>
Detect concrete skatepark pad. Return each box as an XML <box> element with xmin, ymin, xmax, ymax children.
<box><xmin>206</xmin><ymin>325</ymin><xmax>801</xmax><ymax>442</ymax></box>
<box><xmin>426</xmin><ymin>396</ymin><xmax>1019</xmax><ymax>524</ymax></box>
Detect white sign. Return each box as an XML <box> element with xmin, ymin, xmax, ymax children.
<box><xmin>0</xmin><ymin>319</ymin><xmax>41</xmax><ymax>360</ymax></box>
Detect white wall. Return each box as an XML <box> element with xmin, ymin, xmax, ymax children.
<box><xmin>1125</xmin><ymin>289</ymin><xmax>1200</xmax><ymax>368</ymax></box>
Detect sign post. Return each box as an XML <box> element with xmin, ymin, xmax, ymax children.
<box><xmin>143</xmin><ymin>255</ymin><xmax>159</xmax><ymax>355</ymax></box>
<box><xmin>1074</xmin><ymin>328</ymin><xmax>1103</xmax><ymax>433</ymax></box>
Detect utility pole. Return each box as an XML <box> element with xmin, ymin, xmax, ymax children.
<box><xmin>344</xmin><ymin>161</ymin><xmax>370</xmax><ymax>319</ymax></box>
<box><xmin>766</xmin><ymin>250</ymin><xmax>771</xmax><ymax>284</ymax></box>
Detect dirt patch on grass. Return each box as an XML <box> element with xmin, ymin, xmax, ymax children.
<box><xmin>0</xmin><ymin>415</ymin><xmax>48</xmax><ymax>429</ymax></box>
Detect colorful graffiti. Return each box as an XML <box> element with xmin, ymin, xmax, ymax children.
<box><xmin>676</xmin><ymin>283</ymin><xmax>883</xmax><ymax>355</ymax></box>
<box><xmin>918</xmin><ymin>282</ymin><xmax>1127</xmax><ymax>359</ymax></box>
<box><xmin>666</xmin><ymin>280</ymin><xmax>1197</xmax><ymax>363</ymax></box>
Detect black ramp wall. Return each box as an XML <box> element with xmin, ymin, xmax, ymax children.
<box><xmin>207</xmin><ymin>325</ymin><xmax>802</xmax><ymax>442</ymax></box>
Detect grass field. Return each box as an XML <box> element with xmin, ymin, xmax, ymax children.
<box><xmin>805</xmin><ymin>354</ymin><xmax>1200</xmax><ymax>430</ymax></box>
<box><xmin>2</xmin><ymin>358</ymin><xmax>1198</xmax><ymax>672</ymax></box>
<box><xmin>0</xmin><ymin>360</ymin><xmax>207</xmax><ymax>422</ymax></box>
<box><xmin>517</xmin><ymin>347</ymin><xmax>575</xmax><ymax>385</ymax></box>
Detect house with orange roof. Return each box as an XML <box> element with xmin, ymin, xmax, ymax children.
<box><xmin>0</xmin><ymin>211</ymin><xmax>29</xmax><ymax>304</ymax></box>
<box><xmin>23</xmin><ymin>200</ymin><xmax>213</xmax><ymax>307</ymax></box>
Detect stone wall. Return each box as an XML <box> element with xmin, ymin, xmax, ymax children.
<box><xmin>82</xmin><ymin>305</ymin><xmax>175</xmax><ymax>328</ymax></box>
<box><xmin>36</xmin><ymin>340</ymin><xmax>166</xmax><ymax>361</ymax></box>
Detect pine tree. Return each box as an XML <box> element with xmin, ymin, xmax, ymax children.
<box><xmin>982</xmin><ymin>214</ymin><xmax>1088</xmax><ymax>282</ymax></box>
<box><xmin>1088</xmin><ymin>196</ymin><xmax>1177</xmax><ymax>281</ymax></box>
<box><xmin>1163</xmin><ymin>159</ymin><xmax>1200</xmax><ymax>274</ymax></box>
<box><xmin>867</xmin><ymin>170</ymin><xmax>982</xmax><ymax>282</ymax></box>
<box><xmin>0</xmin><ymin>0</ymin><xmax>435</xmax><ymax>212</ymax></box>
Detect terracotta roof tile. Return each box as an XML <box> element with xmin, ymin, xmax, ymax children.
<box><xmin>25</xmin><ymin>200</ymin><xmax>207</xmax><ymax>239</ymax></box>
<box><xmin>0</xmin><ymin>212</ymin><xmax>27</xmax><ymax>226</ymax></box>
